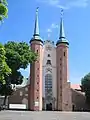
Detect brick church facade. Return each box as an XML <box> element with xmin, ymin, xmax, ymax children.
<box><xmin>8</xmin><ymin>8</ymin><xmax>87</xmax><ymax>111</ymax></box>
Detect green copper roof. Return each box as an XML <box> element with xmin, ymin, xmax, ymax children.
<box><xmin>56</xmin><ymin>10</ymin><xmax>69</xmax><ymax>46</ymax></box>
<box><xmin>59</xmin><ymin>17</ymin><xmax>65</xmax><ymax>39</ymax></box>
<box><xmin>33</xmin><ymin>7</ymin><xmax>39</xmax><ymax>39</ymax></box>
<box><xmin>30</xmin><ymin>7</ymin><xmax>43</xmax><ymax>43</ymax></box>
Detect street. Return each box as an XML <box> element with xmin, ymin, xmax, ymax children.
<box><xmin>0</xmin><ymin>111</ymin><xmax>90</xmax><ymax>120</ymax></box>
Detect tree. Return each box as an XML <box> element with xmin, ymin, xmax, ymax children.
<box><xmin>0</xmin><ymin>43</ymin><xmax>11</xmax><ymax>83</ymax></box>
<box><xmin>4</xmin><ymin>41</ymin><xmax>37</xmax><ymax>86</ymax></box>
<box><xmin>0</xmin><ymin>41</ymin><xmax>37</xmax><ymax>106</ymax></box>
<box><xmin>0</xmin><ymin>83</ymin><xmax>13</xmax><ymax>105</ymax></box>
<box><xmin>0</xmin><ymin>0</ymin><xmax>8</xmax><ymax>22</ymax></box>
<box><xmin>0</xmin><ymin>43</ymin><xmax>11</xmax><ymax>106</ymax></box>
<box><xmin>81</xmin><ymin>73</ymin><xmax>90</xmax><ymax>105</ymax></box>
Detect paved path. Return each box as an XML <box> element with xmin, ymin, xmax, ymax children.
<box><xmin>0</xmin><ymin>111</ymin><xmax>90</xmax><ymax>120</ymax></box>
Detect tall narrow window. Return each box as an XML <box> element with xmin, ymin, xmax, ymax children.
<box><xmin>64</xmin><ymin>52</ymin><xmax>65</xmax><ymax>56</ymax></box>
<box><xmin>37</xmin><ymin>75</ymin><xmax>39</xmax><ymax>77</ymax></box>
<box><xmin>46</xmin><ymin>60</ymin><xmax>51</xmax><ymax>65</ymax></box>
<box><xmin>37</xmin><ymin>50</ymin><xmax>38</xmax><ymax>53</ymax></box>
<box><xmin>48</xmin><ymin>54</ymin><xmax>50</xmax><ymax>57</ymax></box>
<box><xmin>45</xmin><ymin>74</ymin><xmax>52</xmax><ymax>101</ymax></box>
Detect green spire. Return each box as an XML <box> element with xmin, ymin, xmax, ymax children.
<box><xmin>30</xmin><ymin>7</ymin><xmax>43</xmax><ymax>43</ymax></box>
<box><xmin>59</xmin><ymin>15</ymin><xmax>65</xmax><ymax>40</ymax></box>
<box><xmin>56</xmin><ymin>9</ymin><xmax>69</xmax><ymax>46</ymax></box>
<box><xmin>33</xmin><ymin>7</ymin><xmax>40</xmax><ymax>39</ymax></box>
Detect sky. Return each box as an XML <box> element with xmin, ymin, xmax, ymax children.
<box><xmin>0</xmin><ymin>0</ymin><xmax>90</xmax><ymax>84</ymax></box>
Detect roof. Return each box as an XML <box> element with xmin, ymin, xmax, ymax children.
<box><xmin>71</xmin><ymin>84</ymin><xmax>81</xmax><ymax>90</ymax></box>
<box><xmin>30</xmin><ymin>7</ymin><xmax>43</xmax><ymax>43</ymax></box>
<box><xmin>16</xmin><ymin>78</ymin><xmax>28</xmax><ymax>88</ymax></box>
<box><xmin>56</xmin><ymin>14</ymin><xmax>69</xmax><ymax>46</ymax></box>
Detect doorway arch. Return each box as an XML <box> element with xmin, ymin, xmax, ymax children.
<box><xmin>46</xmin><ymin>103</ymin><xmax>52</xmax><ymax>111</ymax></box>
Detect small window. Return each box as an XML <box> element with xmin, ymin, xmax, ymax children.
<box><xmin>37</xmin><ymin>50</ymin><xmax>38</xmax><ymax>53</ymax></box>
<box><xmin>46</xmin><ymin>60</ymin><xmax>51</xmax><ymax>65</ymax></box>
<box><xmin>64</xmin><ymin>52</ymin><xmax>65</xmax><ymax>56</ymax></box>
<box><xmin>60</xmin><ymin>63</ymin><xmax>61</xmax><ymax>66</ymax></box>
<box><xmin>37</xmin><ymin>68</ymin><xmax>39</xmax><ymax>70</ymax></box>
<box><xmin>25</xmin><ymin>87</ymin><xmax>28</xmax><ymax>92</ymax></box>
<box><xmin>37</xmin><ymin>82</ymin><xmax>39</xmax><ymax>84</ymax></box>
<box><xmin>60</xmin><ymin>93</ymin><xmax>62</xmax><ymax>96</ymax></box>
<box><xmin>37</xmin><ymin>97</ymin><xmax>38</xmax><ymax>99</ymax></box>
<box><xmin>37</xmin><ymin>75</ymin><xmax>39</xmax><ymax>77</ymax></box>
<box><xmin>48</xmin><ymin>54</ymin><xmax>50</xmax><ymax>57</ymax></box>
<box><xmin>20</xmin><ymin>91</ymin><xmax>23</xmax><ymax>96</ymax></box>
<box><xmin>60</xmin><ymin>58</ymin><xmax>62</xmax><ymax>61</ymax></box>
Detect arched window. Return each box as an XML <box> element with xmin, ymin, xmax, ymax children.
<box><xmin>64</xmin><ymin>52</ymin><xmax>65</xmax><ymax>56</ymax></box>
<box><xmin>46</xmin><ymin>60</ymin><xmax>51</xmax><ymax>65</ymax></box>
<box><xmin>48</xmin><ymin>54</ymin><xmax>50</xmax><ymax>57</ymax></box>
<box><xmin>45</xmin><ymin>74</ymin><xmax>52</xmax><ymax>81</ymax></box>
<box><xmin>45</xmin><ymin>74</ymin><xmax>53</xmax><ymax>100</ymax></box>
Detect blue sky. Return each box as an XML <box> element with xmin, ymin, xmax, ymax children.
<box><xmin>0</xmin><ymin>0</ymin><xmax>90</xmax><ymax>84</ymax></box>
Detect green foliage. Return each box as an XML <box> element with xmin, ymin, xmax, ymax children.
<box><xmin>9</xmin><ymin>71</ymin><xmax>23</xmax><ymax>85</ymax></box>
<box><xmin>0</xmin><ymin>43</ymin><xmax>11</xmax><ymax>83</ymax></box>
<box><xmin>81</xmin><ymin>73</ymin><xmax>90</xmax><ymax>104</ymax></box>
<box><xmin>81</xmin><ymin>73</ymin><xmax>90</xmax><ymax>91</ymax></box>
<box><xmin>0</xmin><ymin>82</ymin><xmax>13</xmax><ymax>105</ymax></box>
<box><xmin>1</xmin><ymin>1</ymin><xmax>38</xmax><ymax>105</ymax></box>
<box><xmin>0</xmin><ymin>41</ymin><xmax>37</xmax><ymax>106</ymax></box>
<box><xmin>0</xmin><ymin>83</ymin><xmax>13</xmax><ymax>96</ymax></box>
<box><xmin>4</xmin><ymin>41</ymin><xmax>37</xmax><ymax>85</ymax></box>
<box><xmin>0</xmin><ymin>43</ymin><xmax>11</xmax><ymax>105</ymax></box>
<box><xmin>0</xmin><ymin>0</ymin><xmax>8</xmax><ymax>22</ymax></box>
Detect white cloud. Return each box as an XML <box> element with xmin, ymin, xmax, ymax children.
<box><xmin>46</xmin><ymin>23</ymin><xmax>59</xmax><ymax>34</ymax></box>
<box><xmin>67</xmin><ymin>0</ymin><xmax>89</xmax><ymax>8</ymax></box>
<box><xmin>37</xmin><ymin>0</ymin><xmax>67</xmax><ymax>9</ymax></box>
<box><xmin>47</xmin><ymin>28</ymin><xmax>52</xmax><ymax>33</ymax></box>
<box><xmin>51</xmin><ymin>23</ymin><xmax>59</xmax><ymax>29</ymax></box>
<box><xmin>37</xmin><ymin>0</ymin><xmax>89</xmax><ymax>9</ymax></box>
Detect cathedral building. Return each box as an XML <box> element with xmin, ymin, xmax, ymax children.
<box><xmin>8</xmin><ymin>8</ymin><xmax>86</xmax><ymax>111</ymax></box>
<box><xmin>28</xmin><ymin>8</ymin><xmax>72</xmax><ymax>111</ymax></box>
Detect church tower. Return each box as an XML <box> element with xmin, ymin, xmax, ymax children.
<box><xmin>56</xmin><ymin>10</ymin><xmax>72</xmax><ymax>111</ymax></box>
<box><xmin>28</xmin><ymin>7</ymin><xmax>43</xmax><ymax>111</ymax></box>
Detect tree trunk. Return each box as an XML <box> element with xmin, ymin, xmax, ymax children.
<box><xmin>3</xmin><ymin>95</ymin><xmax>7</xmax><ymax>106</ymax></box>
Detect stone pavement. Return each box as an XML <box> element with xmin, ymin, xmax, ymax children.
<box><xmin>0</xmin><ymin>111</ymin><xmax>90</xmax><ymax>120</ymax></box>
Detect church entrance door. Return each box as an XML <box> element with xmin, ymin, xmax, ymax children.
<box><xmin>46</xmin><ymin>103</ymin><xmax>52</xmax><ymax>111</ymax></box>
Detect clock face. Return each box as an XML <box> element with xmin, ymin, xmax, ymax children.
<box><xmin>46</xmin><ymin>45</ymin><xmax>52</xmax><ymax>51</ymax></box>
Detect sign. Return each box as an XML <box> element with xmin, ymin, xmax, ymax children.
<box><xmin>34</xmin><ymin>101</ymin><xmax>39</xmax><ymax>106</ymax></box>
<box><xmin>9</xmin><ymin>104</ymin><xmax>26</xmax><ymax>109</ymax></box>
